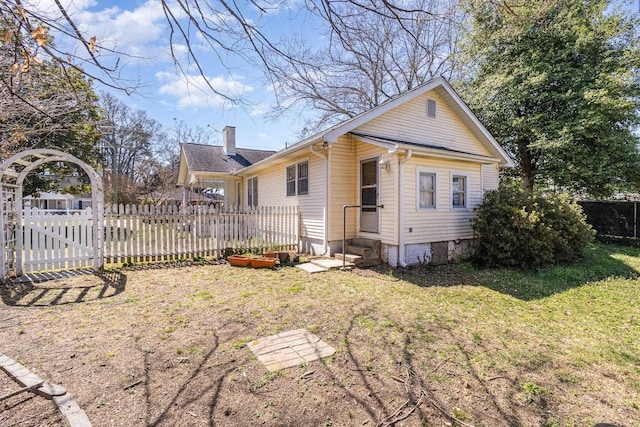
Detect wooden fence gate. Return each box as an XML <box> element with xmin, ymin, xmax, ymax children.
<box><xmin>0</xmin><ymin>149</ymin><xmax>104</xmax><ymax>282</ymax></box>
<box><xmin>22</xmin><ymin>208</ymin><xmax>94</xmax><ymax>273</ymax></box>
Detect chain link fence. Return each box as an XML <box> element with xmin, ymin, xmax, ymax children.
<box><xmin>578</xmin><ymin>201</ymin><xmax>639</xmax><ymax>238</ymax></box>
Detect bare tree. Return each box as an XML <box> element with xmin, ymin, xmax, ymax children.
<box><xmin>99</xmin><ymin>93</ymin><xmax>164</xmax><ymax>204</ymax></box>
<box><xmin>2</xmin><ymin>0</ymin><xmax>463</xmax><ymax>120</ymax></box>
<box><xmin>266</xmin><ymin>0</ymin><xmax>462</xmax><ymax>132</ymax></box>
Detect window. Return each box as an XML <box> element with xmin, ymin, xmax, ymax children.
<box><xmin>427</xmin><ymin>99</ymin><xmax>436</xmax><ymax>118</ymax></box>
<box><xmin>452</xmin><ymin>175</ymin><xmax>466</xmax><ymax>208</ymax></box>
<box><xmin>298</xmin><ymin>162</ymin><xmax>308</xmax><ymax>195</ymax></box>
<box><xmin>417</xmin><ymin>169</ymin><xmax>436</xmax><ymax>209</ymax></box>
<box><xmin>247</xmin><ymin>177</ymin><xmax>258</xmax><ymax>206</ymax></box>
<box><xmin>286</xmin><ymin>161</ymin><xmax>309</xmax><ymax>196</ymax></box>
<box><xmin>286</xmin><ymin>165</ymin><xmax>296</xmax><ymax>196</ymax></box>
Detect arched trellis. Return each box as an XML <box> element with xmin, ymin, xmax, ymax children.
<box><xmin>0</xmin><ymin>149</ymin><xmax>104</xmax><ymax>282</ymax></box>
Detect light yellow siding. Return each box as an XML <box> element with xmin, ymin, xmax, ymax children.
<box><xmin>354</xmin><ymin>91</ymin><xmax>492</xmax><ymax>158</ymax></box>
<box><xmin>481</xmin><ymin>163</ymin><xmax>500</xmax><ymax>194</ymax></box>
<box><xmin>327</xmin><ymin>137</ymin><xmax>398</xmax><ymax>245</ymax></box>
<box><xmin>249</xmin><ymin>151</ymin><xmax>326</xmax><ymax>241</ymax></box>
<box><xmin>328</xmin><ymin>136</ymin><xmax>357</xmax><ymax>241</ymax></box>
<box><xmin>402</xmin><ymin>157</ymin><xmax>486</xmax><ymax>244</ymax></box>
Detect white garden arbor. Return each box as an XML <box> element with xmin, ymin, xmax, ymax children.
<box><xmin>0</xmin><ymin>149</ymin><xmax>104</xmax><ymax>282</ymax></box>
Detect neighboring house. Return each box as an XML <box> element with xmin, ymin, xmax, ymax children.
<box><xmin>178</xmin><ymin>77</ymin><xmax>514</xmax><ymax>267</ymax></box>
<box><xmin>139</xmin><ymin>188</ymin><xmax>224</xmax><ymax>206</ymax></box>
<box><xmin>24</xmin><ymin>191</ymin><xmax>92</xmax><ymax>212</ymax></box>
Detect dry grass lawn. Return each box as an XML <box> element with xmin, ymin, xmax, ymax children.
<box><xmin>1</xmin><ymin>244</ymin><xmax>640</xmax><ymax>426</ymax></box>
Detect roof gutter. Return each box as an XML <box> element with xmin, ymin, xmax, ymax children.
<box><xmin>310</xmin><ymin>143</ymin><xmax>330</xmax><ymax>256</ymax></box>
<box><xmin>398</xmin><ymin>149</ymin><xmax>413</xmax><ymax>268</ymax></box>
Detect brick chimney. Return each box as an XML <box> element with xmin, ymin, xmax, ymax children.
<box><xmin>222</xmin><ymin>126</ymin><xmax>236</xmax><ymax>156</ymax></box>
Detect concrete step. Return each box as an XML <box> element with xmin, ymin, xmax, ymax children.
<box><xmin>296</xmin><ymin>263</ymin><xmax>329</xmax><ymax>274</ymax></box>
<box><xmin>344</xmin><ymin>245</ymin><xmax>372</xmax><ymax>257</ymax></box>
<box><xmin>351</xmin><ymin>238</ymin><xmax>376</xmax><ymax>248</ymax></box>
<box><xmin>334</xmin><ymin>252</ymin><xmax>363</xmax><ymax>263</ymax></box>
<box><xmin>310</xmin><ymin>257</ymin><xmax>352</xmax><ymax>270</ymax></box>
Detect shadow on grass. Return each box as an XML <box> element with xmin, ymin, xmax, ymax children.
<box><xmin>386</xmin><ymin>243</ymin><xmax>640</xmax><ymax>301</ymax></box>
<box><xmin>143</xmin><ymin>333</ymin><xmax>237</xmax><ymax>427</ymax></box>
<box><xmin>0</xmin><ymin>269</ymin><xmax>127</xmax><ymax>306</ymax></box>
<box><xmin>319</xmin><ymin>312</ymin><xmax>531</xmax><ymax>425</ymax></box>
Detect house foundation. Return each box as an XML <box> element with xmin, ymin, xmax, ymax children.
<box><xmin>382</xmin><ymin>239</ymin><xmax>474</xmax><ymax>267</ymax></box>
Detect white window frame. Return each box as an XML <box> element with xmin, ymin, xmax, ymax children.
<box><xmin>451</xmin><ymin>172</ymin><xmax>468</xmax><ymax>209</ymax></box>
<box><xmin>247</xmin><ymin>176</ymin><xmax>258</xmax><ymax>207</ymax></box>
<box><xmin>286</xmin><ymin>165</ymin><xmax>296</xmax><ymax>197</ymax></box>
<box><xmin>416</xmin><ymin>168</ymin><xmax>437</xmax><ymax>210</ymax></box>
<box><xmin>285</xmin><ymin>160</ymin><xmax>309</xmax><ymax>197</ymax></box>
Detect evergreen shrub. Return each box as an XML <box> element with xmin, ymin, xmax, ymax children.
<box><xmin>472</xmin><ymin>183</ymin><xmax>594</xmax><ymax>268</ymax></box>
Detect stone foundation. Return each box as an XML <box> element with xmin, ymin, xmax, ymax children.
<box><xmin>382</xmin><ymin>239</ymin><xmax>474</xmax><ymax>267</ymax></box>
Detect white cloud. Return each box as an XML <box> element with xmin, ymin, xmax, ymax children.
<box><xmin>250</xmin><ymin>103</ymin><xmax>270</xmax><ymax>117</ymax></box>
<box><xmin>156</xmin><ymin>71</ymin><xmax>254</xmax><ymax>109</ymax></box>
<box><xmin>74</xmin><ymin>1</ymin><xmax>168</xmax><ymax>58</ymax></box>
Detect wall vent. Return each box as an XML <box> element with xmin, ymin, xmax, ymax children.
<box><xmin>427</xmin><ymin>99</ymin><xmax>436</xmax><ymax>118</ymax></box>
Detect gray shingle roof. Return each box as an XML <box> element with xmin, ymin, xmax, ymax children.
<box><xmin>181</xmin><ymin>143</ymin><xmax>276</xmax><ymax>173</ymax></box>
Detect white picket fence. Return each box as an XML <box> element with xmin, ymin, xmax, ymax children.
<box><xmin>103</xmin><ymin>204</ymin><xmax>300</xmax><ymax>265</ymax></box>
<box><xmin>17</xmin><ymin>204</ymin><xmax>299</xmax><ymax>272</ymax></box>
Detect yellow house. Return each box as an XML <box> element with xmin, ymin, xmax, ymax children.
<box><xmin>177</xmin><ymin>77</ymin><xmax>514</xmax><ymax>267</ymax></box>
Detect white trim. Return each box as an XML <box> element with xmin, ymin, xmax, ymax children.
<box><xmin>450</xmin><ymin>171</ymin><xmax>469</xmax><ymax>210</ymax></box>
<box><xmin>324</xmin><ymin>77</ymin><xmax>448</xmax><ymax>143</ymax></box>
<box><xmin>351</xmin><ymin>135</ymin><xmax>398</xmax><ymax>153</ymax></box>
<box><xmin>241</xmin><ymin>77</ymin><xmax>513</xmax><ymax>175</ymax></box>
<box><xmin>247</xmin><ymin>176</ymin><xmax>258</xmax><ymax>206</ymax></box>
<box><xmin>416</xmin><ymin>168</ymin><xmax>438</xmax><ymax>210</ymax></box>
<box><xmin>440</xmin><ymin>83</ymin><xmax>515</xmax><ymax>168</ymax></box>
<box><xmin>285</xmin><ymin>158</ymin><xmax>310</xmax><ymax>198</ymax></box>
<box><xmin>359</xmin><ymin>156</ymin><xmax>380</xmax><ymax>234</ymax></box>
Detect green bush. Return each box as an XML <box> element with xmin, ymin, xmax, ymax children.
<box><xmin>472</xmin><ymin>183</ymin><xmax>594</xmax><ymax>268</ymax></box>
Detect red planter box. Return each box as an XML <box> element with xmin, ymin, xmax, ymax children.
<box><xmin>228</xmin><ymin>255</ymin><xmax>251</xmax><ymax>267</ymax></box>
<box><xmin>250</xmin><ymin>257</ymin><xmax>277</xmax><ymax>268</ymax></box>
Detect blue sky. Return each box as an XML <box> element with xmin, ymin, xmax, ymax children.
<box><xmin>33</xmin><ymin>0</ymin><xmax>321</xmax><ymax>151</ymax></box>
<box><xmin>30</xmin><ymin>0</ymin><xmax>640</xmax><ymax>153</ymax></box>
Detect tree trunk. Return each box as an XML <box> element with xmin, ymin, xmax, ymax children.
<box><xmin>518</xmin><ymin>141</ymin><xmax>535</xmax><ymax>192</ymax></box>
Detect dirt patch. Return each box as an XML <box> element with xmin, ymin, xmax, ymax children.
<box><xmin>0</xmin><ymin>262</ymin><xmax>638</xmax><ymax>426</ymax></box>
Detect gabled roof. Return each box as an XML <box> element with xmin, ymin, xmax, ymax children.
<box><xmin>179</xmin><ymin>77</ymin><xmax>514</xmax><ymax>182</ymax></box>
<box><xmin>244</xmin><ymin>76</ymin><xmax>515</xmax><ymax>171</ymax></box>
<box><xmin>180</xmin><ymin>143</ymin><xmax>276</xmax><ymax>174</ymax></box>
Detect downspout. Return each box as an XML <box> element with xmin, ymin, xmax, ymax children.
<box><xmin>398</xmin><ymin>149</ymin><xmax>413</xmax><ymax>267</ymax></box>
<box><xmin>310</xmin><ymin>143</ymin><xmax>330</xmax><ymax>256</ymax></box>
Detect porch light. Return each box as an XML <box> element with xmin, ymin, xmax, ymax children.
<box><xmin>379</xmin><ymin>158</ymin><xmax>391</xmax><ymax>172</ymax></box>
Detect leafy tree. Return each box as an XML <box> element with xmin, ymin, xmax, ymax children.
<box><xmin>458</xmin><ymin>0</ymin><xmax>640</xmax><ymax>197</ymax></box>
<box><xmin>0</xmin><ymin>12</ymin><xmax>103</xmax><ymax>195</ymax></box>
<box><xmin>1</xmin><ymin>34</ymin><xmax>102</xmax><ymax>164</ymax></box>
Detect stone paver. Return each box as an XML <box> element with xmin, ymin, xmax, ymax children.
<box><xmin>296</xmin><ymin>257</ymin><xmax>355</xmax><ymax>273</ymax></box>
<box><xmin>247</xmin><ymin>329</ymin><xmax>336</xmax><ymax>371</ymax></box>
<box><xmin>295</xmin><ymin>263</ymin><xmax>328</xmax><ymax>273</ymax></box>
<box><xmin>1</xmin><ymin>353</ymin><xmax>91</xmax><ymax>426</ymax></box>
<box><xmin>53</xmin><ymin>393</ymin><xmax>93</xmax><ymax>427</ymax></box>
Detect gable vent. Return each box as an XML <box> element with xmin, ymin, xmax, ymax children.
<box><xmin>427</xmin><ymin>99</ymin><xmax>436</xmax><ymax>118</ymax></box>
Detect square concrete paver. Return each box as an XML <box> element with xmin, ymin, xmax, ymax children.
<box><xmin>247</xmin><ymin>329</ymin><xmax>336</xmax><ymax>371</ymax></box>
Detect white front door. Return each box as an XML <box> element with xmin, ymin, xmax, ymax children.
<box><xmin>360</xmin><ymin>158</ymin><xmax>379</xmax><ymax>233</ymax></box>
